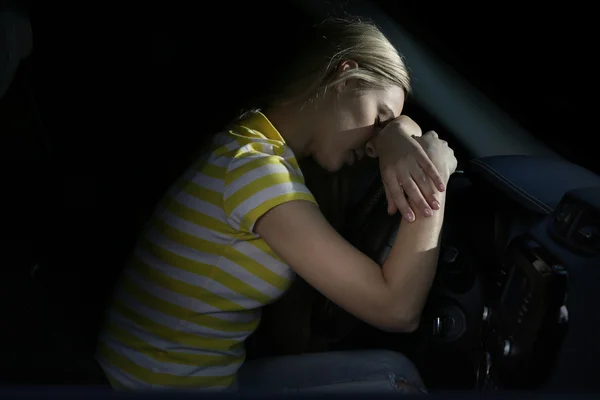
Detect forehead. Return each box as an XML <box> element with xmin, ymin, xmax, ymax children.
<box><xmin>374</xmin><ymin>85</ymin><xmax>405</xmax><ymax>118</ymax></box>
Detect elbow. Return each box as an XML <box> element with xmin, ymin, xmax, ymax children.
<box><xmin>376</xmin><ymin>312</ymin><xmax>421</xmax><ymax>333</ymax></box>
<box><xmin>402</xmin><ymin>317</ymin><xmax>420</xmax><ymax>333</ymax></box>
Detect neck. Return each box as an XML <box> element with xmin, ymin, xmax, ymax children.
<box><xmin>262</xmin><ymin>104</ymin><xmax>316</xmax><ymax>159</ymax></box>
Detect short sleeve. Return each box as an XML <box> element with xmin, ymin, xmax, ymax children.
<box><xmin>223</xmin><ymin>150</ymin><xmax>317</xmax><ymax>234</ymax></box>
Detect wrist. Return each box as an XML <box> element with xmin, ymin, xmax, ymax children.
<box><xmin>373</xmin><ymin>127</ymin><xmax>411</xmax><ymax>156</ymax></box>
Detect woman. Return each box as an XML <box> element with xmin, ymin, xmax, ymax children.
<box><xmin>96</xmin><ymin>17</ymin><xmax>457</xmax><ymax>393</ymax></box>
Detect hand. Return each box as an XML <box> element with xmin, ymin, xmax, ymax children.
<box><xmin>414</xmin><ymin>131</ymin><xmax>457</xmax><ymax>186</ymax></box>
<box><xmin>372</xmin><ymin>116</ymin><xmax>446</xmax><ymax>222</ymax></box>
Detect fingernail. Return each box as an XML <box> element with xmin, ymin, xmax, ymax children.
<box><xmin>405</xmin><ymin>212</ymin><xmax>415</xmax><ymax>222</ymax></box>
<box><xmin>439</xmin><ymin>183</ymin><xmax>446</xmax><ymax>191</ymax></box>
<box><xmin>424</xmin><ymin>208</ymin><xmax>433</xmax><ymax>217</ymax></box>
<box><xmin>432</xmin><ymin>201</ymin><xmax>441</xmax><ymax>210</ymax></box>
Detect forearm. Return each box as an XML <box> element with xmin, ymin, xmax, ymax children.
<box><xmin>381</xmin><ymin>193</ymin><xmax>446</xmax><ymax>328</ymax></box>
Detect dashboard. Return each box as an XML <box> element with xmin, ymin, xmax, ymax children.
<box><xmin>444</xmin><ymin>156</ymin><xmax>599</xmax><ymax>390</ymax></box>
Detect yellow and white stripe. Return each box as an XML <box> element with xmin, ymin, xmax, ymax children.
<box><xmin>97</xmin><ymin>111</ymin><xmax>317</xmax><ymax>390</ymax></box>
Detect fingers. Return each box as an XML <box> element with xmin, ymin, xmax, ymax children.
<box><xmin>383</xmin><ymin>183</ymin><xmax>397</xmax><ymax>215</ymax></box>
<box><xmin>382</xmin><ymin>169</ymin><xmax>414</xmax><ymax>222</ymax></box>
<box><xmin>398</xmin><ymin>169</ymin><xmax>433</xmax><ymax>218</ymax></box>
<box><xmin>415</xmin><ymin>131</ymin><xmax>447</xmax><ymax>191</ymax></box>
<box><xmin>378</xmin><ymin>127</ymin><xmax>451</xmax><ymax>221</ymax></box>
<box><xmin>410</xmin><ymin>166</ymin><xmax>441</xmax><ymax>211</ymax></box>
<box><xmin>418</xmin><ymin>155</ymin><xmax>446</xmax><ymax>192</ymax></box>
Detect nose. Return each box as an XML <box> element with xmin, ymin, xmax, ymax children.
<box><xmin>365</xmin><ymin>140</ymin><xmax>378</xmax><ymax>158</ymax></box>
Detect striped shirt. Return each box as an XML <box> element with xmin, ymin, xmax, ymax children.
<box><xmin>96</xmin><ymin>111</ymin><xmax>317</xmax><ymax>390</ymax></box>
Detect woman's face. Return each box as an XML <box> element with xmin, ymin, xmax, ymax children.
<box><xmin>310</xmin><ymin>78</ymin><xmax>406</xmax><ymax>172</ymax></box>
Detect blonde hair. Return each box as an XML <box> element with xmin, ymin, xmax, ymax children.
<box><xmin>265</xmin><ymin>16</ymin><xmax>411</xmax><ymax>108</ymax></box>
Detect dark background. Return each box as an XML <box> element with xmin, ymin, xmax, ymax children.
<box><xmin>20</xmin><ymin>1</ymin><xmax>597</xmax><ymax>171</ymax></box>
<box><xmin>376</xmin><ymin>0</ymin><xmax>596</xmax><ymax>172</ymax></box>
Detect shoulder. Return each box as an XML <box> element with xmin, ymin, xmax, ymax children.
<box><xmin>217</xmin><ymin>111</ymin><xmax>306</xmax><ymax>184</ymax></box>
<box><xmin>216</xmin><ymin>113</ymin><xmax>316</xmax><ymax>234</ymax></box>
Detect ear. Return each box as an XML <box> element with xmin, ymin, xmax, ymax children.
<box><xmin>333</xmin><ymin>60</ymin><xmax>359</xmax><ymax>93</ymax></box>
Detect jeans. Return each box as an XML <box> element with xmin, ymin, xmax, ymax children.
<box><xmin>237</xmin><ymin>349</ymin><xmax>427</xmax><ymax>394</ymax></box>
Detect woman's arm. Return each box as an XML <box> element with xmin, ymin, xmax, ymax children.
<box><xmin>255</xmin><ymin>130</ymin><xmax>455</xmax><ymax>332</ymax></box>
<box><xmin>255</xmin><ymin>192</ymin><xmax>445</xmax><ymax>333</ymax></box>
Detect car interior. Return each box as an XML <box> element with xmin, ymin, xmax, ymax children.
<box><xmin>2</xmin><ymin>0</ymin><xmax>599</xmax><ymax>393</ymax></box>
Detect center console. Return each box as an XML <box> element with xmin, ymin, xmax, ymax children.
<box><xmin>478</xmin><ymin>235</ymin><xmax>569</xmax><ymax>390</ymax></box>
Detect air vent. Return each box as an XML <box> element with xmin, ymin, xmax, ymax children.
<box><xmin>552</xmin><ymin>201</ymin><xmax>580</xmax><ymax>236</ymax></box>
<box><xmin>571</xmin><ymin>209</ymin><xmax>600</xmax><ymax>253</ymax></box>
<box><xmin>549</xmin><ymin>186</ymin><xmax>600</xmax><ymax>256</ymax></box>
